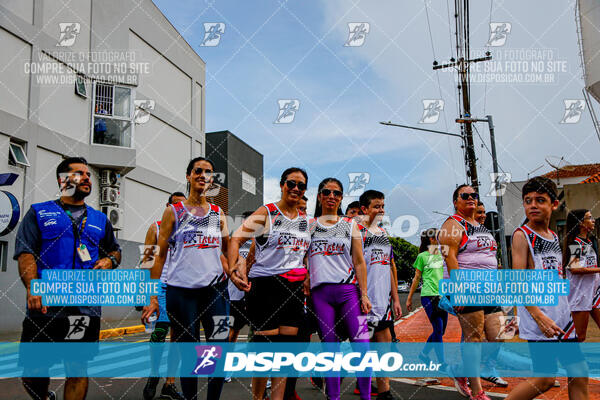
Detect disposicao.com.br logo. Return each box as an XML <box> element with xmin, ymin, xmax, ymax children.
<box><xmin>223</xmin><ymin>351</ymin><xmax>441</xmax><ymax>374</ymax></box>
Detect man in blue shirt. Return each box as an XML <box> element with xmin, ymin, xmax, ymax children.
<box><xmin>15</xmin><ymin>157</ymin><xmax>121</xmax><ymax>400</ymax></box>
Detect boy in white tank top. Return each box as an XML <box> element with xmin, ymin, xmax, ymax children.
<box><xmin>507</xmin><ymin>177</ymin><xmax>587</xmax><ymax>400</ymax></box>
<box><xmin>358</xmin><ymin>190</ymin><xmax>402</xmax><ymax>400</ymax></box>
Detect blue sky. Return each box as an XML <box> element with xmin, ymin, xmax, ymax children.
<box><xmin>153</xmin><ymin>0</ymin><xmax>599</xmax><ymax>242</ymax></box>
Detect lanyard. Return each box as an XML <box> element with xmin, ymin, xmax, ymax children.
<box><xmin>57</xmin><ymin>200</ymin><xmax>88</xmax><ymax>244</ymax></box>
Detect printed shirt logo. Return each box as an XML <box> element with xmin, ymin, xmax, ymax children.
<box><xmin>44</xmin><ymin>219</ymin><xmax>57</xmax><ymax>227</ymax></box>
<box><xmin>182</xmin><ymin>231</ymin><xmax>220</xmax><ymax>249</ymax></box>
<box><xmin>476</xmin><ymin>235</ymin><xmax>497</xmax><ymax>251</ymax></box>
<box><xmin>65</xmin><ymin>316</ymin><xmax>90</xmax><ymax>340</ymax></box>
<box><xmin>193</xmin><ymin>345</ymin><xmax>222</xmax><ymax>375</ymax></box>
<box><xmin>370</xmin><ymin>249</ymin><xmax>390</xmax><ymax>266</ymax></box>
<box><xmin>276</xmin><ymin>233</ymin><xmax>310</xmax><ymax>252</ymax></box>
<box><xmin>541</xmin><ymin>255</ymin><xmax>560</xmax><ymax>272</ymax></box>
<box><xmin>311</xmin><ymin>240</ymin><xmax>345</xmax><ymax>257</ymax></box>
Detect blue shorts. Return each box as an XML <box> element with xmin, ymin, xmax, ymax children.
<box><xmin>157</xmin><ymin>283</ymin><xmax>170</xmax><ymax>323</ymax></box>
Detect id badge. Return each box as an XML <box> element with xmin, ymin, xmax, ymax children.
<box><xmin>77</xmin><ymin>244</ymin><xmax>92</xmax><ymax>262</ymax></box>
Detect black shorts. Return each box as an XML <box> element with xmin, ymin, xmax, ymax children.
<box><xmin>246</xmin><ymin>275</ymin><xmax>304</xmax><ymax>331</ymax></box>
<box><xmin>19</xmin><ymin>311</ymin><xmax>100</xmax><ymax>371</ymax></box>
<box><xmin>229</xmin><ymin>298</ymin><xmax>250</xmax><ymax>331</ymax></box>
<box><xmin>528</xmin><ymin>339</ymin><xmax>586</xmax><ymax>375</ymax></box>
<box><xmin>369</xmin><ymin>319</ymin><xmax>394</xmax><ymax>333</ymax></box>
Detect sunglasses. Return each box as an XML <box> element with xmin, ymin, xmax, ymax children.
<box><xmin>459</xmin><ymin>192</ymin><xmax>479</xmax><ymax>201</ymax></box>
<box><xmin>192</xmin><ymin>167</ymin><xmax>213</xmax><ymax>177</ymax></box>
<box><xmin>320</xmin><ymin>188</ymin><xmax>343</xmax><ymax>198</ymax></box>
<box><xmin>285</xmin><ymin>180</ymin><xmax>307</xmax><ymax>191</ymax></box>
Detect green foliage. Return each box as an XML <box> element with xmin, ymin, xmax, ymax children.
<box><xmin>389</xmin><ymin>237</ymin><xmax>419</xmax><ymax>282</ymax></box>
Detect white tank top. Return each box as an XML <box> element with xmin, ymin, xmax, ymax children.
<box><xmin>360</xmin><ymin>224</ymin><xmax>393</xmax><ymax>322</ymax></box>
<box><xmin>442</xmin><ymin>214</ymin><xmax>498</xmax><ymax>279</ymax></box>
<box><xmin>228</xmin><ymin>241</ymin><xmax>252</xmax><ymax>301</ymax></box>
<box><xmin>515</xmin><ymin>225</ymin><xmax>576</xmax><ymax>341</ymax></box>
<box><xmin>308</xmin><ymin>217</ymin><xmax>356</xmax><ymax>289</ymax></box>
<box><xmin>567</xmin><ymin>236</ymin><xmax>599</xmax><ymax>311</ymax></box>
<box><xmin>249</xmin><ymin>203</ymin><xmax>311</xmax><ymax>278</ymax></box>
<box><xmin>167</xmin><ymin>202</ymin><xmax>226</xmax><ymax>289</ymax></box>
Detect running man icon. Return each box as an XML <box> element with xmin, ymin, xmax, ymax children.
<box><xmin>65</xmin><ymin>316</ymin><xmax>90</xmax><ymax>340</ymax></box>
<box><xmin>193</xmin><ymin>345</ymin><xmax>222</xmax><ymax>375</ymax></box>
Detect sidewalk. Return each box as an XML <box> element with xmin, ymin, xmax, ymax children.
<box><xmin>394</xmin><ymin>308</ymin><xmax>600</xmax><ymax>399</ymax></box>
<box><xmin>0</xmin><ymin>317</ymin><xmax>144</xmax><ymax>342</ymax></box>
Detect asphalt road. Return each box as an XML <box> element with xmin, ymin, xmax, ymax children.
<box><xmin>0</xmin><ymin>292</ymin><xmax>473</xmax><ymax>400</ymax></box>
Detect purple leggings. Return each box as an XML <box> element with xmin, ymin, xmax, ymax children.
<box><xmin>311</xmin><ymin>283</ymin><xmax>371</xmax><ymax>400</ymax></box>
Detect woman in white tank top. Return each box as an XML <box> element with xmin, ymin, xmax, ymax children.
<box><xmin>563</xmin><ymin>209</ymin><xmax>600</xmax><ymax>342</ymax></box>
<box><xmin>141</xmin><ymin>157</ymin><xmax>231</xmax><ymax>400</ymax></box>
<box><xmin>228</xmin><ymin>167</ymin><xmax>311</xmax><ymax>400</ymax></box>
<box><xmin>438</xmin><ymin>185</ymin><xmax>501</xmax><ymax>400</ymax></box>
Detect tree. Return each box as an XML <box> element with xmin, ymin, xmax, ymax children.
<box><xmin>389</xmin><ymin>237</ymin><xmax>419</xmax><ymax>282</ymax></box>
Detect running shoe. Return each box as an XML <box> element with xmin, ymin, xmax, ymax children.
<box><xmin>266</xmin><ymin>379</ymin><xmax>272</xmax><ymax>389</ymax></box>
<box><xmin>481</xmin><ymin>375</ymin><xmax>508</xmax><ymax>387</ymax></box>
<box><xmin>554</xmin><ymin>380</ymin><xmax>560</xmax><ymax>387</ymax></box>
<box><xmin>310</xmin><ymin>377</ymin><xmax>323</xmax><ymax>390</ymax></box>
<box><xmin>375</xmin><ymin>391</ymin><xmax>396</xmax><ymax>400</ymax></box>
<box><xmin>224</xmin><ymin>377</ymin><xmax>232</xmax><ymax>383</ymax></box>
<box><xmin>452</xmin><ymin>377</ymin><xmax>472</xmax><ymax>398</ymax></box>
<box><xmin>48</xmin><ymin>391</ymin><xmax>57</xmax><ymax>400</ymax></box>
<box><xmin>159</xmin><ymin>383</ymin><xmax>185</xmax><ymax>400</ymax></box>
<box><xmin>470</xmin><ymin>390</ymin><xmax>491</xmax><ymax>400</ymax></box>
<box><xmin>353</xmin><ymin>382</ymin><xmax>378</xmax><ymax>396</ymax></box>
<box><xmin>143</xmin><ymin>377</ymin><xmax>160</xmax><ymax>400</ymax></box>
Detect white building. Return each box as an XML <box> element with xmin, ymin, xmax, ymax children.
<box><xmin>0</xmin><ymin>0</ymin><xmax>205</xmax><ymax>331</ymax></box>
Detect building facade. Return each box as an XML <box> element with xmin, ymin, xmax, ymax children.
<box><xmin>205</xmin><ymin>131</ymin><xmax>263</xmax><ymax>226</ymax></box>
<box><xmin>0</xmin><ymin>0</ymin><xmax>205</xmax><ymax>331</ymax></box>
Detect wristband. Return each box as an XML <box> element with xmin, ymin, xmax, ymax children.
<box><xmin>108</xmin><ymin>255</ymin><xmax>119</xmax><ymax>269</ymax></box>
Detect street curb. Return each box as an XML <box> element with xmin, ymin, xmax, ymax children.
<box><xmin>99</xmin><ymin>325</ymin><xmax>145</xmax><ymax>340</ymax></box>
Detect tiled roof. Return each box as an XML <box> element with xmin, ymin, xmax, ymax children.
<box><xmin>580</xmin><ymin>171</ymin><xmax>600</xmax><ymax>184</ymax></box>
<box><xmin>541</xmin><ymin>163</ymin><xmax>600</xmax><ymax>179</ymax></box>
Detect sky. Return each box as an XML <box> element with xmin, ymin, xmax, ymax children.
<box><xmin>153</xmin><ymin>0</ymin><xmax>599</xmax><ymax>243</ymax></box>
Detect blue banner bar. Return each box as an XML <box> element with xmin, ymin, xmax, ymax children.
<box><xmin>5</xmin><ymin>342</ymin><xmax>600</xmax><ymax>378</ymax></box>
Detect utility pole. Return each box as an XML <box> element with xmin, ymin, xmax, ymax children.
<box><xmin>432</xmin><ymin>0</ymin><xmax>491</xmax><ymax>190</ymax></box>
<box><xmin>456</xmin><ymin>115</ymin><xmax>509</xmax><ymax>269</ymax></box>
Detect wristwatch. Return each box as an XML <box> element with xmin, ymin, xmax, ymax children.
<box><xmin>108</xmin><ymin>255</ymin><xmax>119</xmax><ymax>269</ymax></box>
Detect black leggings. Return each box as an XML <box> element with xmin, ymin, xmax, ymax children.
<box><xmin>166</xmin><ymin>283</ymin><xmax>229</xmax><ymax>400</ymax></box>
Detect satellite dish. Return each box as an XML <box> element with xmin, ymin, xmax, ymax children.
<box><xmin>545</xmin><ymin>156</ymin><xmax>575</xmax><ymax>185</ymax></box>
<box><xmin>545</xmin><ymin>156</ymin><xmax>575</xmax><ymax>172</ymax></box>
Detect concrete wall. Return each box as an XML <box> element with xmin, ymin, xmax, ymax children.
<box><xmin>0</xmin><ymin>0</ymin><xmax>206</xmax><ymax>332</ymax></box>
<box><xmin>564</xmin><ymin>182</ymin><xmax>600</xmax><ymax>214</ymax></box>
<box><xmin>0</xmin><ymin>27</ymin><xmax>30</xmax><ymax>120</ymax></box>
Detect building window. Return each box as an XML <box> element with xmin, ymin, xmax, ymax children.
<box><xmin>0</xmin><ymin>241</ymin><xmax>7</xmax><ymax>272</ymax></box>
<box><xmin>242</xmin><ymin>171</ymin><xmax>256</xmax><ymax>195</ymax></box>
<box><xmin>8</xmin><ymin>142</ymin><xmax>30</xmax><ymax>167</ymax></box>
<box><xmin>92</xmin><ymin>82</ymin><xmax>133</xmax><ymax>147</ymax></box>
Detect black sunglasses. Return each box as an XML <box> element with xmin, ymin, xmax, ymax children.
<box><xmin>285</xmin><ymin>180</ymin><xmax>307</xmax><ymax>191</ymax></box>
<box><xmin>192</xmin><ymin>167</ymin><xmax>213</xmax><ymax>176</ymax></box>
<box><xmin>459</xmin><ymin>192</ymin><xmax>479</xmax><ymax>201</ymax></box>
<box><xmin>320</xmin><ymin>188</ymin><xmax>343</xmax><ymax>198</ymax></box>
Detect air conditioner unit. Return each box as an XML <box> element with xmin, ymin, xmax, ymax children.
<box><xmin>101</xmin><ymin>205</ymin><xmax>124</xmax><ymax>230</ymax></box>
<box><xmin>100</xmin><ymin>169</ymin><xmax>121</xmax><ymax>188</ymax></box>
<box><xmin>100</xmin><ymin>187</ymin><xmax>120</xmax><ymax>204</ymax></box>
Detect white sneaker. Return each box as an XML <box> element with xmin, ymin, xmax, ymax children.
<box><xmin>481</xmin><ymin>376</ymin><xmax>508</xmax><ymax>387</ymax></box>
<box><xmin>224</xmin><ymin>377</ymin><xmax>232</xmax><ymax>383</ymax></box>
<box><xmin>266</xmin><ymin>379</ymin><xmax>272</xmax><ymax>389</ymax></box>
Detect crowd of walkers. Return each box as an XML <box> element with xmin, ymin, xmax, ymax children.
<box><xmin>14</xmin><ymin>156</ymin><xmax>598</xmax><ymax>400</ymax></box>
